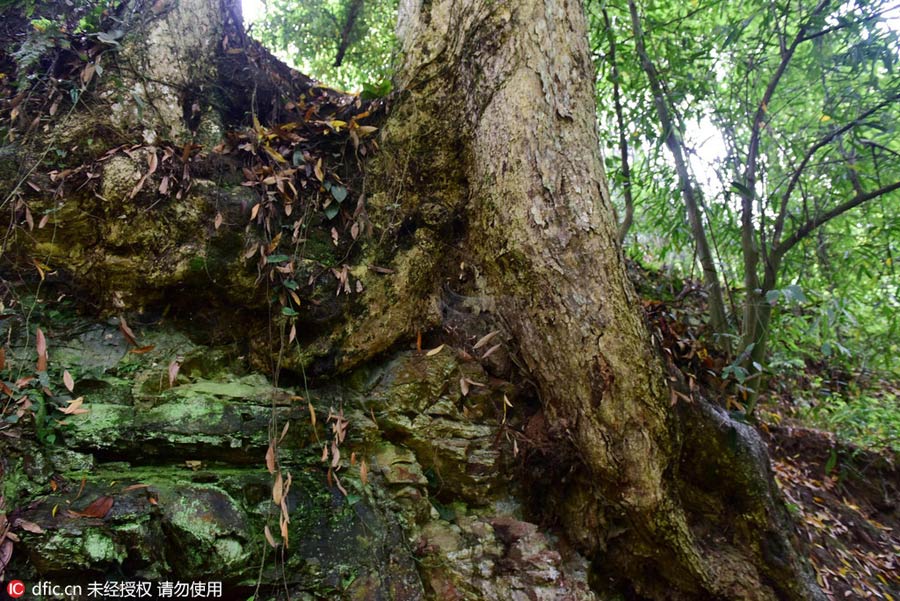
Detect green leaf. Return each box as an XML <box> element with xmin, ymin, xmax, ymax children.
<box><xmin>266</xmin><ymin>254</ymin><xmax>291</xmax><ymax>264</ymax></box>
<box><xmin>330</xmin><ymin>184</ymin><xmax>348</xmax><ymax>203</ymax></box>
<box><xmin>824</xmin><ymin>448</ymin><xmax>837</xmax><ymax>474</ymax></box>
<box><xmin>361</xmin><ymin>80</ymin><xmax>392</xmax><ymax>101</ymax></box>
<box><xmin>323</xmin><ymin>202</ymin><xmax>340</xmax><ymax>220</ymax></box>
<box><xmin>283</xmin><ymin>279</ymin><xmax>299</xmax><ymax>290</ymax></box>
<box><xmin>729</xmin><ymin>181</ymin><xmax>753</xmax><ymax>197</ymax></box>
<box><xmin>281</xmin><ymin>307</ymin><xmax>299</xmax><ymax>317</ymax></box>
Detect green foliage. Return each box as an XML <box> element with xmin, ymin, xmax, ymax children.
<box><xmin>798</xmin><ymin>382</ymin><xmax>900</xmax><ymax>453</ymax></box>
<box><xmin>251</xmin><ymin>0</ymin><xmax>398</xmax><ymax>91</ymax></box>
<box><xmin>590</xmin><ymin>0</ymin><xmax>900</xmax><ymax>380</ymax></box>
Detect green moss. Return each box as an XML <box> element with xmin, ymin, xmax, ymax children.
<box><xmin>83</xmin><ymin>530</ymin><xmax>124</xmax><ymax>563</ymax></box>
<box><xmin>1</xmin><ymin>458</ymin><xmax>33</xmax><ymax>508</ymax></box>
<box><xmin>175</xmin><ymin>377</ymin><xmax>271</xmax><ymax>400</ymax></box>
<box><xmin>65</xmin><ymin>403</ymin><xmax>134</xmax><ymax>448</ymax></box>
<box><xmin>189</xmin><ymin>255</ymin><xmax>207</xmax><ymax>272</ymax></box>
<box><xmin>214</xmin><ymin>537</ymin><xmax>245</xmax><ymax>564</ymax></box>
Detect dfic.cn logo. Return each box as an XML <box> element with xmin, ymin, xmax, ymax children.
<box><xmin>6</xmin><ymin>580</ymin><xmax>25</xmax><ymax>598</ymax></box>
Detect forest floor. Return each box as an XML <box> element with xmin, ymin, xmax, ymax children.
<box><xmin>634</xmin><ymin>262</ymin><xmax>899</xmax><ymax>600</ymax></box>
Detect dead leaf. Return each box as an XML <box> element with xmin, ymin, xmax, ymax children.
<box><xmin>314</xmin><ymin>158</ymin><xmax>324</xmax><ymax>182</ymax></box>
<box><xmin>272</xmin><ymin>472</ymin><xmax>283</xmax><ymax>505</ymax></box>
<box><xmin>266</xmin><ymin>443</ymin><xmax>276</xmax><ymax>474</ymax></box>
<box><xmin>70</xmin><ymin>496</ymin><xmax>113</xmax><ymax>519</ymax></box>
<box><xmin>426</xmin><ymin>344</ymin><xmax>445</xmax><ymax>357</ymax></box>
<box><xmin>185</xmin><ymin>460</ymin><xmax>202</xmax><ymax>470</ymax></box>
<box><xmin>279</xmin><ymin>512</ymin><xmax>289</xmax><ymax>546</ymax></box>
<box><xmin>460</xmin><ymin>377</ymin><xmax>469</xmax><ymax>397</ymax></box>
<box><xmin>121</xmin><ymin>484</ymin><xmax>150</xmax><ymax>492</ymax></box>
<box><xmin>167</xmin><ymin>360</ymin><xmax>180</xmax><ymax>387</ymax></box>
<box><xmin>13</xmin><ymin>519</ymin><xmax>43</xmax><ymax>534</ymax></box>
<box><xmin>360</xmin><ymin>459</ymin><xmax>368</xmax><ymax>485</ymax></box>
<box><xmin>331</xmin><ymin>439</ymin><xmax>341</xmax><ymax>469</ymax></box>
<box><xmin>473</xmin><ymin>330</ymin><xmax>500</xmax><ymax>350</ymax></box>
<box><xmin>0</xmin><ymin>347</ymin><xmax>5</xmax><ymax>371</ymax></box>
<box><xmin>214</xmin><ymin>212</ymin><xmax>223</xmax><ymax>230</ymax></box>
<box><xmin>278</xmin><ymin>421</ymin><xmax>290</xmax><ymax>443</ymax></box>
<box><xmin>264</xmin><ymin>524</ymin><xmax>277</xmax><ymax>548</ymax></box>
<box><xmin>63</xmin><ymin>369</ymin><xmax>74</xmax><ymax>393</ymax></box>
<box><xmin>81</xmin><ymin>62</ymin><xmax>95</xmax><ymax>85</ymax></box>
<box><xmin>481</xmin><ymin>343</ymin><xmax>502</xmax><ymax>359</ymax></box>
<box><xmin>333</xmin><ymin>472</ymin><xmax>348</xmax><ymax>496</ymax></box>
<box><xmin>118</xmin><ymin>317</ymin><xmax>138</xmax><ymax>346</ymax></box>
<box><xmin>59</xmin><ymin>397</ymin><xmax>89</xmax><ymax>415</ymax></box>
<box><xmin>308</xmin><ymin>402</ymin><xmax>316</xmax><ymax>428</ymax></box>
<box><xmin>36</xmin><ymin>327</ymin><xmax>47</xmax><ymax>361</ymax></box>
<box><xmin>128</xmin><ymin>345</ymin><xmax>156</xmax><ymax>354</ymax></box>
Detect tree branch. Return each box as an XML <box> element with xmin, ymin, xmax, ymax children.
<box><xmin>334</xmin><ymin>0</ymin><xmax>364</xmax><ymax>68</ymax></box>
<box><xmin>771</xmin><ymin>92</ymin><xmax>900</xmax><ymax>248</ymax></box>
<box><xmin>601</xmin><ymin>9</ymin><xmax>635</xmax><ymax>244</ymax></box>
<box><xmin>773</xmin><ymin>180</ymin><xmax>900</xmax><ymax>261</ymax></box>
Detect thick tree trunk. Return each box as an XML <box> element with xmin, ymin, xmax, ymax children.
<box><xmin>384</xmin><ymin>0</ymin><xmax>823</xmax><ymax>599</ymax></box>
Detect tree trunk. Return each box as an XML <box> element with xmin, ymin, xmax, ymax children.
<box><xmin>385</xmin><ymin>1</ymin><xmax>822</xmax><ymax>599</ymax></box>
<box><xmin>627</xmin><ymin>0</ymin><xmax>731</xmax><ymax>340</ymax></box>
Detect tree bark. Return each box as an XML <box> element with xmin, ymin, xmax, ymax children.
<box><xmin>384</xmin><ymin>0</ymin><xmax>823</xmax><ymax>599</ymax></box>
